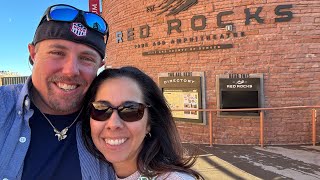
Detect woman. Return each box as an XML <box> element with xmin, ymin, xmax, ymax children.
<box><xmin>82</xmin><ymin>66</ymin><xmax>203</xmax><ymax>179</ymax></box>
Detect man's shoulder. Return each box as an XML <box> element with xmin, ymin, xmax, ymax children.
<box><xmin>0</xmin><ymin>84</ymin><xmax>24</xmax><ymax>110</ymax></box>
<box><xmin>0</xmin><ymin>83</ymin><xmax>24</xmax><ymax>90</ymax></box>
<box><xmin>0</xmin><ymin>84</ymin><xmax>24</xmax><ymax>100</ymax></box>
<box><xmin>0</xmin><ymin>84</ymin><xmax>24</xmax><ymax>127</ymax></box>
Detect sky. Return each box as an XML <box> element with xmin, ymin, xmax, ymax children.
<box><xmin>0</xmin><ymin>1</ymin><xmax>92</xmax><ymax>76</ymax></box>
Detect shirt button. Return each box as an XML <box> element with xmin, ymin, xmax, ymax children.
<box><xmin>3</xmin><ymin>178</ymin><xmax>9</xmax><ymax>180</ymax></box>
<box><xmin>24</xmin><ymin>99</ymin><xmax>30</xmax><ymax>107</ymax></box>
<box><xmin>18</xmin><ymin>111</ymin><xmax>22</xmax><ymax>115</ymax></box>
<box><xmin>19</xmin><ymin>137</ymin><xmax>26</xmax><ymax>143</ymax></box>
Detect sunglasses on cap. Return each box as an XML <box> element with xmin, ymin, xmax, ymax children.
<box><xmin>90</xmin><ymin>101</ymin><xmax>151</xmax><ymax>122</ymax></box>
<box><xmin>43</xmin><ymin>4</ymin><xmax>108</xmax><ymax>35</ymax></box>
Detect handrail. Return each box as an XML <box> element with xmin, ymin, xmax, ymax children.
<box><xmin>312</xmin><ymin>109</ymin><xmax>317</xmax><ymax>146</ymax></box>
<box><xmin>172</xmin><ymin>105</ymin><xmax>320</xmax><ymax>112</ymax></box>
<box><xmin>171</xmin><ymin>106</ymin><xmax>319</xmax><ymax>147</ymax></box>
<box><xmin>260</xmin><ymin>111</ymin><xmax>264</xmax><ymax>148</ymax></box>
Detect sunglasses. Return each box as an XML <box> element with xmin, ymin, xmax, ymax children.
<box><xmin>90</xmin><ymin>101</ymin><xmax>151</xmax><ymax>122</ymax></box>
<box><xmin>43</xmin><ymin>4</ymin><xmax>108</xmax><ymax>35</ymax></box>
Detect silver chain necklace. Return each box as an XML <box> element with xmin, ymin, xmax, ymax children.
<box><xmin>37</xmin><ymin>106</ymin><xmax>83</xmax><ymax>141</ymax></box>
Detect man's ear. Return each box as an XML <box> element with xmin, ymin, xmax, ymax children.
<box><xmin>28</xmin><ymin>44</ymin><xmax>36</xmax><ymax>65</ymax></box>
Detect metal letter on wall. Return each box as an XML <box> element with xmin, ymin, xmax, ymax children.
<box><xmin>217</xmin><ymin>11</ymin><xmax>234</xmax><ymax>28</ymax></box>
<box><xmin>127</xmin><ymin>28</ymin><xmax>134</xmax><ymax>41</ymax></box>
<box><xmin>140</xmin><ymin>25</ymin><xmax>150</xmax><ymax>38</ymax></box>
<box><xmin>245</xmin><ymin>7</ymin><xmax>264</xmax><ymax>25</ymax></box>
<box><xmin>275</xmin><ymin>4</ymin><xmax>293</xmax><ymax>22</ymax></box>
<box><xmin>191</xmin><ymin>15</ymin><xmax>206</xmax><ymax>31</ymax></box>
<box><xmin>167</xmin><ymin>19</ymin><xmax>182</xmax><ymax>35</ymax></box>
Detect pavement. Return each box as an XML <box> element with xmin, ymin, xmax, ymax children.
<box><xmin>183</xmin><ymin>143</ymin><xmax>320</xmax><ymax>180</ymax></box>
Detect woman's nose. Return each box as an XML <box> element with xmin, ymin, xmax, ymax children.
<box><xmin>105</xmin><ymin>110</ymin><xmax>124</xmax><ymax>130</ymax></box>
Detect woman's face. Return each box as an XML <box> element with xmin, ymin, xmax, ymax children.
<box><xmin>90</xmin><ymin>77</ymin><xmax>150</xmax><ymax>172</ymax></box>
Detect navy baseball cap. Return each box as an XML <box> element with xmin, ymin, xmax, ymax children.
<box><xmin>29</xmin><ymin>4</ymin><xmax>108</xmax><ymax>65</ymax></box>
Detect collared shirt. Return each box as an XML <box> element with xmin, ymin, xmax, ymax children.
<box><xmin>0</xmin><ymin>77</ymin><xmax>115</xmax><ymax>180</ymax></box>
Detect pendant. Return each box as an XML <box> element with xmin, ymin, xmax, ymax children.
<box><xmin>54</xmin><ymin>128</ymin><xmax>68</xmax><ymax>141</ymax></box>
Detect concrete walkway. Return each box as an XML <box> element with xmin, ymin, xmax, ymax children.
<box><xmin>184</xmin><ymin>144</ymin><xmax>320</xmax><ymax>180</ymax></box>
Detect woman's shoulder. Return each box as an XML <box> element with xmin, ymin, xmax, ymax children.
<box><xmin>157</xmin><ymin>171</ymin><xmax>196</xmax><ymax>180</ymax></box>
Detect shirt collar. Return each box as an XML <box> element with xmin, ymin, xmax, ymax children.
<box><xmin>16</xmin><ymin>76</ymin><xmax>32</xmax><ymax>112</ymax></box>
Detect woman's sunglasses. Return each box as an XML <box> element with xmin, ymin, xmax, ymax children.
<box><xmin>90</xmin><ymin>101</ymin><xmax>151</xmax><ymax>122</ymax></box>
<box><xmin>43</xmin><ymin>4</ymin><xmax>108</xmax><ymax>35</ymax></box>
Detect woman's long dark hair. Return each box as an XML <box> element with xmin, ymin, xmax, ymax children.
<box><xmin>82</xmin><ymin>66</ymin><xmax>203</xmax><ymax>179</ymax></box>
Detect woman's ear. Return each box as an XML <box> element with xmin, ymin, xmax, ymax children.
<box><xmin>146</xmin><ymin>125</ymin><xmax>151</xmax><ymax>133</ymax></box>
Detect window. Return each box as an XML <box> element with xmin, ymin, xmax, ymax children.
<box><xmin>220</xmin><ymin>91</ymin><xmax>259</xmax><ymax>116</ymax></box>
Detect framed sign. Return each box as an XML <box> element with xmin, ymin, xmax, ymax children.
<box><xmin>217</xmin><ymin>74</ymin><xmax>264</xmax><ymax>116</ymax></box>
<box><xmin>163</xmin><ymin>88</ymin><xmax>200</xmax><ymax>120</ymax></box>
<box><xmin>159</xmin><ymin>72</ymin><xmax>206</xmax><ymax>123</ymax></box>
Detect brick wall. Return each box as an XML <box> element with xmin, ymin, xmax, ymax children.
<box><xmin>102</xmin><ymin>0</ymin><xmax>320</xmax><ymax>145</ymax></box>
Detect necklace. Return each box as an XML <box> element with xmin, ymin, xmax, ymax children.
<box><xmin>38</xmin><ymin>107</ymin><xmax>83</xmax><ymax>141</ymax></box>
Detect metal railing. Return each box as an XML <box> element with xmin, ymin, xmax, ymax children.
<box><xmin>172</xmin><ymin>106</ymin><xmax>319</xmax><ymax>147</ymax></box>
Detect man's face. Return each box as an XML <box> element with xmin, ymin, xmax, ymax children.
<box><xmin>29</xmin><ymin>39</ymin><xmax>104</xmax><ymax>115</ymax></box>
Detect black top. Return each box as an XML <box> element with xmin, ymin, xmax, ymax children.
<box><xmin>22</xmin><ymin>103</ymin><xmax>82</xmax><ymax>180</ymax></box>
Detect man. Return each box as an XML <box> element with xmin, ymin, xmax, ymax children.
<box><xmin>0</xmin><ymin>4</ymin><xmax>114</xmax><ymax>180</ymax></box>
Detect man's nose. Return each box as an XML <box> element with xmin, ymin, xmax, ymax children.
<box><xmin>61</xmin><ymin>56</ymin><xmax>80</xmax><ymax>76</ymax></box>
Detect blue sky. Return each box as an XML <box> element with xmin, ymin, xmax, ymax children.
<box><xmin>0</xmin><ymin>1</ymin><xmax>92</xmax><ymax>76</ymax></box>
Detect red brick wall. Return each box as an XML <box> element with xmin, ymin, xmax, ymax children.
<box><xmin>102</xmin><ymin>0</ymin><xmax>320</xmax><ymax>145</ymax></box>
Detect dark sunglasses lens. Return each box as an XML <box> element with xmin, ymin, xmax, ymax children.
<box><xmin>84</xmin><ymin>13</ymin><xmax>108</xmax><ymax>34</ymax></box>
<box><xmin>119</xmin><ymin>103</ymin><xmax>144</xmax><ymax>122</ymax></box>
<box><xmin>91</xmin><ymin>106</ymin><xmax>112</xmax><ymax>121</ymax></box>
<box><xmin>50</xmin><ymin>5</ymin><xmax>78</xmax><ymax>21</ymax></box>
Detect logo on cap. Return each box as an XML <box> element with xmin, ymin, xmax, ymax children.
<box><xmin>71</xmin><ymin>23</ymin><xmax>87</xmax><ymax>36</ymax></box>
